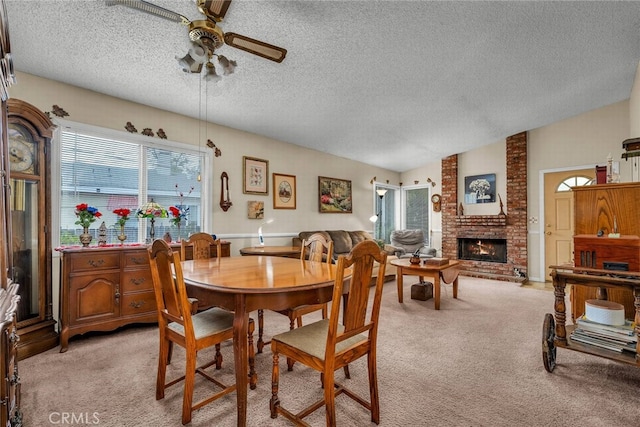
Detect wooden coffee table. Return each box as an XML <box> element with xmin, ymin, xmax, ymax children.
<box><xmin>390</xmin><ymin>258</ymin><xmax>460</xmax><ymax>310</ymax></box>
<box><xmin>239</xmin><ymin>246</ymin><xmax>301</xmax><ymax>258</ymax></box>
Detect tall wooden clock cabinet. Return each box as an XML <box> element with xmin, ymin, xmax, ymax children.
<box><xmin>7</xmin><ymin>99</ymin><xmax>59</xmax><ymax>359</ymax></box>
<box><xmin>0</xmin><ymin>0</ymin><xmax>22</xmax><ymax>424</ymax></box>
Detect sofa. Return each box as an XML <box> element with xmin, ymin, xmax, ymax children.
<box><xmin>292</xmin><ymin>230</ymin><xmax>398</xmax><ymax>281</ymax></box>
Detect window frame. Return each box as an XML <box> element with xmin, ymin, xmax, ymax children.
<box><xmin>51</xmin><ymin>119</ymin><xmax>212</xmax><ymax>248</ymax></box>
<box><xmin>400</xmin><ymin>183</ymin><xmax>432</xmax><ymax>245</ymax></box>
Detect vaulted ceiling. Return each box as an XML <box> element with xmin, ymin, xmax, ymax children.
<box><xmin>6</xmin><ymin>1</ymin><xmax>640</xmax><ymax>172</ymax></box>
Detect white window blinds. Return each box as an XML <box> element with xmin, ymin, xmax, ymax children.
<box><xmin>59</xmin><ymin>127</ymin><xmax>205</xmax><ymax>245</ymax></box>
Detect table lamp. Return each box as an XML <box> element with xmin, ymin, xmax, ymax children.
<box><xmin>258</xmin><ymin>218</ymin><xmax>274</xmax><ymax>246</ymax></box>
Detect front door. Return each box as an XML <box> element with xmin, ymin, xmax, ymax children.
<box><xmin>543</xmin><ymin>169</ymin><xmax>594</xmax><ymax>280</ymax></box>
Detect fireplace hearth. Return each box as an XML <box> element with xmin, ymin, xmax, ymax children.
<box><xmin>458</xmin><ymin>238</ymin><xmax>507</xmax><ymax>263</ymax></box>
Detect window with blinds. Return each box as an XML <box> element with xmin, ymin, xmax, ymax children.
<box><xmin>59</xmin><ymin>128</ymin><xmax>205</xmax><ymax>245</ymax></box>
<box><xmin>403</xmin><ymin>187</ymin><xmax>430</xmax><ymax>244</ymax></box>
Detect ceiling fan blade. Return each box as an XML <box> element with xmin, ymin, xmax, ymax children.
<box><xmin>105</xmin><ymin>0</ymin><xmax>189</xmax><ymax>25</ymax></box>
<box><xmin>196</xmin><ymin>0</ymin><xmax>232</xmax><ymax>22</ymax></box>
<box><xmin>224</xmin><ymin>33</ymin><xmax>287</xmax><ymax>63</ymax></box>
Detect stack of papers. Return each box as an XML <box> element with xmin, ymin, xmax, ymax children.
<box><xmin>570</xmin><ymin>315</ymin><xmax>637</xmax><ymax>353</ymax></box>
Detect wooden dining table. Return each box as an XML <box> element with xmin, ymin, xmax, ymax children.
<box><xmin>180</xmin><ymin>255</ymin><xmax>341</xmax><ymax>427</ymax></box>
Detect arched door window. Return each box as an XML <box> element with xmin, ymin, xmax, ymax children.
<box><xmin>556</xmin><ymin>176</ymin><xmax>594</xmax><ymax>192</ymax></box>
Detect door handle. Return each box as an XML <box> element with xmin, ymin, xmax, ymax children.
<box><xmin>545</xmin><ymin>231</ymin><xmax>552</xmax><ymax>235</ymax></box>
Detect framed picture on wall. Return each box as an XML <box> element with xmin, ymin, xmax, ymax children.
<box><xmin>318</xmin><ymin>176</ymin><xmax>352</xmax><ymax>213</ymax></box>
<box><xmin>247</xmin><ymin>201</ymin><xmax>264</xmax><ymax>219</ymax></box>
<box><xmin>464</xmin><ymin>173</ymin><xmax>496</xmax><ymax>204</ymax></box>
<box><xmin>243</xmin><ymin>156</ymin><xmax>269</xmax><ymax>195</ymax></box>
<box><xmin>273</xmin><ymin>173</ymin><xmax>296</xmax><ymax>209</ymax></box>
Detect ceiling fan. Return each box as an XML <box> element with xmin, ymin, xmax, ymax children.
<box><xmin>105</xmin><ymin>0</ymin><xmax>287</xmax><ymax>76</ymax></box>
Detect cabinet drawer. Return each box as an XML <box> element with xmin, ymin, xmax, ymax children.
<box><xmin>123</xmin><ymin>251</ymin><xmax>150</xmax><ymax>268</ymax></box>
<box><xmin>121</xmin><ymin>291</ymin><xmax>156</xmax><ymax>316</ymax></box>
<box><xmin>121</xmin><ymin>269</ymin><xmax>153</xmax><ymax>293</ymax></box>
<box><xmin>68</xmin><ymin>252</ymin><xmax>120</xmax><ymax>272</ymax></box>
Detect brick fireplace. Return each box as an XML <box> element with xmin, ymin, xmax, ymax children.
<box><xmin>441</xmin><ymin>132</ymin><xmax>528</xmax><ymax>282</ymax></box>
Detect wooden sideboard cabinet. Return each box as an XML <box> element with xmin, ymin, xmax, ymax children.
<box><xmin>58</xmin><ymin>241</ymin><xmax>230</xmax><ymax>352</ymax></box>
<box><xmin>0</xmin><ymin>283</ymin><xmax>21</xmax><ymax>427</ymax></box>
<box><xmin>59</xmin><ymin>246</ymin><xmax>156</xmax><ymax>352</ymax></box>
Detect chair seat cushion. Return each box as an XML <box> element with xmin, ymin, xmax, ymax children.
<box><xmin>168</xmin><ymin>307</ymin><xmax>234</xmax><ymax>340</ymax></box>
<box><xmin>272</xmin><ymin>319</ymin><xmax>366</xmax><ymax>360</ymax></box>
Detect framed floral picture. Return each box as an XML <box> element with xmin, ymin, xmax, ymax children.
<box><xmin>464</xmin><ymin>173</ymin><xmax>496</xmax><ymax>204</ymax></box>
<box><xmin>318</xmin><ymin>176</ymin><xmax>352</xmax><ymax>213</ymax></box>
<box><xmin>273</xmin><ymin>173</ymin><xmax>296</xmax><ymax>209</ymax></box>
<box><xmin>243</xmin><ymin>156</ymin><xmax>269</xmax><ymax>195</ymax></box>
<box><xmin>247</xmin><ymin>201</ymin><xmax>264</xmax><ymax>219</ymax></box>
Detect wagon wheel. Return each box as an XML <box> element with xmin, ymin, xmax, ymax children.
<box><xmin>542</xmin><ymin>313</ymin><xmax>557</xmax><ymax>372</ymax></box>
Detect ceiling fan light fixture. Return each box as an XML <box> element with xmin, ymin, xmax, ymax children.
<box><xmin>216</xmin><ymin>54</ymin><xmax>236</xmax><ymax>75</ymax></box>
<box><xmin>175</xmin><ymin>52</ymin><xmax>204</xmax><ymax>73</ymax></box>
<box><xmin>189</xmin><ymin>20</ymin><xmax>224</xmax><ymax>49</ymax></box>
<box><xmin>190</xmin><ymin>45</ymin><xmax>209</xmax><ymax>63</ymax></box>
<box><xmin>203</xmin><ymin>61</ymin><xmax>222</xmax><ymax>82</ymax></box>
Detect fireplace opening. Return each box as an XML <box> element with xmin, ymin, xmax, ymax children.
<box><xmin>458</xmin><ymin>238</ymin><xmax>507</xmax><ymax>263</ymax></box>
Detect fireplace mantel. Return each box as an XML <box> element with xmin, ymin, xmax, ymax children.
<box><xmin>455</xmin><ymin>215</ymin><xmax>507</xmax><ymax>227</ymax></box>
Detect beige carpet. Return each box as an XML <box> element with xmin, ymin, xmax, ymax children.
<box><xmin>19</xmin><ymin>277</ymin><xmax>640</xmax><ymax>426</ymax></box>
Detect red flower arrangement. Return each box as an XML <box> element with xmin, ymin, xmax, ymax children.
<box><xmin>168</xmin><ymin>205</ymin><xmax>188</xmax><ymax>226</ymax></box>
<box><xmin>113</xmin><ymin>208</ymin><xmax>131</xmax><ymax>227</ymax></box>
<box><xmin>74</xmin><ymin>203</ymin><xmax>102</xmax><ymax>228</ymax></box>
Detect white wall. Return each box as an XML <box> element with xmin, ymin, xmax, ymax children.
<box><xmin>629</xmin><ymin>60</ymin><xmax>640</xmax><ymax>181</ymax></box>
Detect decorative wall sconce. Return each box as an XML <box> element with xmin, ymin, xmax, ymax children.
<box><xmin>370</xmin><ymin>176</ymin><xmax>376</xmax><ymax>184</ymax></box>
<box><xmin>142</xmin><ymin>128</ymin><xmax>154</xmax><ymax>137</ymax></box>
<box><xmin>426</xmin><ymin>177</ymin><xmax>436</xmax><ymax>187</ymax></box>
<box><xmin>157</xmin><ymin>129</ymin><xmax>167</xmax><ymax>139</ymax></box>
<box><xmin>220</xmin><ymin>171</ymin><xmax>232</xmax><ymax>212</ymax></box>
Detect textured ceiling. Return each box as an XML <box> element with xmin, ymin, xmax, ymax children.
<box><xmin>6</xmin><ymin>1</ymin><xmax>640</xmax><ymax>172</ymax></box>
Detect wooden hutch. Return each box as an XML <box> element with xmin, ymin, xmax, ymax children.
<box><xmin>0</xmin><ymin>0</ymin><xmax>21</xmax><ymax>424</ymax></box>
<box><xmin>572</xmin><ymin>182</ymin><xmax>640</xmax><ymax>321</ymax></box>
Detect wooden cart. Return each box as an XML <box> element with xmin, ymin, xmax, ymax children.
<box><xmin>543</xmin><ymin>266</ymin><xmax>640</xmax><ymax>372</ymax></box>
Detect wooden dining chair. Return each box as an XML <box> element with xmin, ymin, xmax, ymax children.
<box><xmin>269</xmin><ymin>239</ymin><xmax>387</xmax><ymax>426</ymax></box>
<box><xmin>257</xmin><ymin>233</ymin><xmax>333</xmax><ymax>355</ymax></box>
<box><xmin>181</xmin><ymin>232</ymin><xmax>220</xmax><ymax>263</ymax></box>
<box><xmin>181</xmin><ymin>232</ymin><xmax>220</xmax><ymax>311</ymax></box>
<box><xmin>148</xmin><ymin>239</ymin><xmax>256</xmax><ymax>425</ymax></box>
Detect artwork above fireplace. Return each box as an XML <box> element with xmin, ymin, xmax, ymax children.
<box><xmin>458</xmin><ymin>238</ymin><xmax>507</xmax><ymax>263</ymax></box>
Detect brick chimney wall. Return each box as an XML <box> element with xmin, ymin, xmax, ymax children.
<box><xmin>441</xmin><ymin>132</ymin><xmax>528</xmax><ymax>282</ymax></box>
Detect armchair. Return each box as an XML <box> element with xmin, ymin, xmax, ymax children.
<box><xmin>388</xmin><ymin>229</ymin><xmax>436</xmax><ymax>259</ymax></box>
